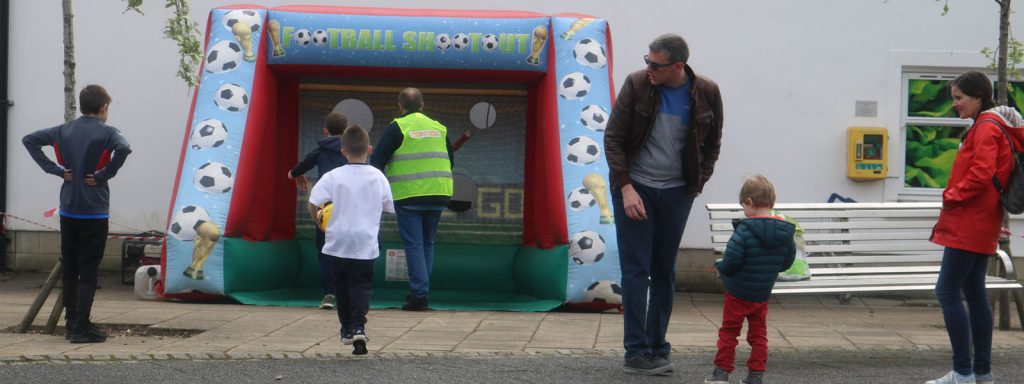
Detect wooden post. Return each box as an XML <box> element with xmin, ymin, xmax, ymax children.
<box><xmin>44</xmin><ymin>291</ymin><xmax>64</xmax><ymax>335</ymax></box>
<box><xmin>15</xmin><ymin>261</ymin><xmax>61</xmax><ymax>333</ymax></box>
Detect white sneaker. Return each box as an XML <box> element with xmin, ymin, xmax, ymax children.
<box><xmin>926</xmin><ymin>371</ymin><xmax>976</xmax><ymax>384</ymax></box>
<box><xmin>975</xmin><ymin>372</ymin><xmax>994</xmax><ymax>384</ymax></box>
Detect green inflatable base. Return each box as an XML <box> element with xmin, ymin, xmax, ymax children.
<box><xmin>229</xmin><ymin>287</ymin><xmax>563</xmax><ymax>312</ymax></box>
<box><xmin>222</xmin><ymin>238</ymin><xmax>567</xmax><ymax>312</ymax></box>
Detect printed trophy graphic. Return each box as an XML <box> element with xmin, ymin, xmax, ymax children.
<box><xmin>561</xmin><ymin>18</ymin><xmax>594</xmax><ymax>40</ymax></box>
<box><xmin>267</xmin><ymin>20</ymin><xmax>285</xmax><ymax>57</ymax></box>
<box><xmin>183</xmin><ymin>221</ymin><xmax>222</xmax><ymax>280</ymax></box>
<box><xmin>232</xmin><ymin>22</ymin><xmax>256</xmax><ymax>62</ymax></box>
<box><xmin>583</xmin><ymin>173</ymin><xmax>614</xmax><ymax>224</ymax></box>
<box><xmin>526</xmin><ymin>25</ymin><xmax>548</xmax><ymax>65</ymax></box>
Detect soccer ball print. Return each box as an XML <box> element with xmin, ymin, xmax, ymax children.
<box><xmin>579</xmin><ymin>105</ymin><xmax>608</xmax><ymax>131</ymax></box>
<box><xmin>294</xmin><ymin>29</ymin><xmax>312</xmax><ymax>46</ymax></box>
<box><xmin>565</xmin><ymin>135</ymin><xmax>601</xmax><ymax>165</ymax></box>
<box><xmin>193</xmin><ymin>162</ymin><xmax>234</xmax><ymax>194</ymax></box>
<box><xmin>189</xmin><ymin>119</ymin><xmax>228</xmax><ymax>150</ymax></box>
<box><xmin>435</xmin><ymin>33</ymin><xmax>452</xmax><ymax>51</ymax></box>
<box><xmin>558</xmin><ymin>72</ymin><xmax>591</xmax><ymax>100</ymax></box>
<box><xmin>169</xmin><ymin>205</ymin><xmax>211</xmax><ymax>241</ymax></box>
<box><xmin>569</xmin><ymin>229</ymin><xmax>606</xmax><ymax>265</ymax></box>
<box><xmin>452</xmin><ymin>33</ymin><xmax>470</xmax><ymax>50</ymax></box>
<box><xmin>311</xmin><ymin>30</ymin><xmax>328</xmax><ymax>46</ymax></box>
<box><xmin>583</xmin><ymin>280</ymin><xmax>622</xmax><ymax>304</ymax></box>
<box><xmin>480</xmin><ymin>34</ymin><xmax>499</xmax><ymax>52</ymax></box>
<box><xmin>567</xmin><ymin>187</ymin><xmax>595</xmax><ymax>211</ymax></box>
<box><xmin>573</xmin><ymin>38</ymin><xmax>607</xmax><ymax>69</ymax></box>
<box><xmin>223</xmin><ymin>9</ymin><xmax>262</xmax><ymax>33</ymax></box>
<box><xmin>204</xmin><ymin>40</ymin><xmax>243</xmax><ymax>74</ymax></box>
<box><xmin>214</xmin><ymin>83</ymin><xmax>249</xmax><ymax>112</ymax></box>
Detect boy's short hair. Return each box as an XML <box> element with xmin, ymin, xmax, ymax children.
<box><xmin>324</xmin><ymin>112</ymin><xmax>348</xmax><ymax>135</ymax></box>
<box><xmin>79</xmin><ymin>85</ymin><xmax>111</xmax><ymax>115</ymax></box>
<box><xmin>739</xmin><ymin>174</ymin><xmax>776</xmax><ymax>208</ymax></box>
<box><xmin>341</xmin><ymin>124</ymin><xmax>369</xmax><ymax>157</ymax></box>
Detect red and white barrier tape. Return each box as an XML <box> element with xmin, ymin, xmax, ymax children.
<box><xmin>1</xmin><ymin>212</ymin><xmax>164</xmax><ymax>243</ymax></box>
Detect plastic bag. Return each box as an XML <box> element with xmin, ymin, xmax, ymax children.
<box><xmin>771</xmin><ymin>209</ymin><xmax>812</xmax><ymax>281</ymax></box>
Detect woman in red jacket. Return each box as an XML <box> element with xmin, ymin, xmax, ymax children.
<box><xmin>927</xmin><ymin>71</ymin><xmax>1024</xmax><ymax>384</ymax></box>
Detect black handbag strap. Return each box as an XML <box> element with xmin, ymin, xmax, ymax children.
<box><xmin>977</xmin><ymin>118</ymin><xmax>1019</xmax><ymax>193</ymax></box>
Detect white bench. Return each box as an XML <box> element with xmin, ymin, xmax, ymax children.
<box><xmin>706</xmin><ymin>202</ymin><xmax>1024</xmax><ymax>297</ymax></box>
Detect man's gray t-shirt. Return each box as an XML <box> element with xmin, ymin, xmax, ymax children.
<box><xmin>630</xmin><ymin>81</ymin><xmax>692</xmax><ymax>189</ymax></box>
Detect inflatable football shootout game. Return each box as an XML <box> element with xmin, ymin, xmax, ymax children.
<box><xmin>162</xmin><ymin>5</ymin><xmax>622</xmax><ymax>311</ymax></box>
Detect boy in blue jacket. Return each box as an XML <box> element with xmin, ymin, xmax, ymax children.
<box><xmin>706</xmin><ymin>175</ymin><xmax>795</xmax><ymax>384</ymax></box>
<box><xmin>287</xmin><ymin>112</ymin><xmax>347</xmax><ymax>309</ymax></box>
<box><xmin>23</xmin><ymin>85</ymin><xmax>132</xmax><ymax>343</ymax></box>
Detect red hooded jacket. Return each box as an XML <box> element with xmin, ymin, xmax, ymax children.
<box><xmin>931</xmin><ymin>108</ymin><xmax>1024</xmax><ymax>254</ymax></box>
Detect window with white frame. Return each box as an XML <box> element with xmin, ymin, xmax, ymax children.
<box><xmin>901</xmin><ymin>72</ymin><xmax>1024</xmax><ymax>196</ymax></box>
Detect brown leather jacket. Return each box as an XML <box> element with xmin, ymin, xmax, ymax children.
<box><xmin>604</xmin><ymin>65</ymin><xmax>723</xmax><ymax>195</ymax></box>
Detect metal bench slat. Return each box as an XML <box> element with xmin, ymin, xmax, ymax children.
<box><xmin>714</xmin><ymin>243</ymin><xmax>943</xmax><ymax>254</ymax></box>
<box><xmin>708</xmin><ymin>202</ymin><xmax>942</xmax><ymax>211</ymax></box>
<box><xmin>711</xmin><ymin>220</ymin><xmax>938</xmax><ymax>231</ymax></box>
<box><xmin>805</xmin><ymin>255</ymin><xmax>942</xmax><ymax>264</ymax></box>
<box><xmin>806</xmin><ymin>243</ymin><xmax>942</xmax><ymax>253</ymax></box>
<box><xmin>709</xmin><ymin>209</ymin><xmax>940</xmax><ymax>220</ymax></box>
<box><xmin>772</xmin><ymin>277</ymin><xmax>1022</xmax><ymax>294</ymax></box>
<box><xmin>808</xmin><ymin>266</ymin><xmax>940</xmax><ymax>275</ymax></box>
<box><xmin>712</xmin><ymin>232</ymin><xmax>935</xmax><ymax>243</ymax></box>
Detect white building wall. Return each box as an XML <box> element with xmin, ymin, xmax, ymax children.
<box><xmin>4</xmin><ymin>1</ymin><xmax>1020</xmax><ymax>252</ymax></box>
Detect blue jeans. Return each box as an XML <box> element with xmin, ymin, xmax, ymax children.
<box><xmin>935</xmin><ymin>247</ymin><xmax>992</xmax><ymax>376</ymax></box>
<box><xmin>612</xmin><ymin>183</ymin><xmax>694</xmax><ymax>358</ymax></box>
<box><xmin>316</xmin><ymin>228</ymin><xmax>335</xmax><ymax>295</ymax></box>
<box><xmin>395</xmin><ymin>206</ymin><xmax>442</xmax><ymax>298</ymax></box>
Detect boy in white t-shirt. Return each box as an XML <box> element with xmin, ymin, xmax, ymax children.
<box><xmin>308</xmin><ymin>124</ymin><xmax>394</xmax><ymax>355</ymax></box>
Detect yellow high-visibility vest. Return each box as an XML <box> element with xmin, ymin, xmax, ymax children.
<box><xmin>386</xmin><ymin>112</ymin><xmax>453</xmax><ymax>200</ymax></box>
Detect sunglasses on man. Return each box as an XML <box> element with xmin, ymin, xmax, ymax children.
<box><xmin>644</xmin><ymin>54</ymin><xmax>683</xmax><ymax>70</ymax></box>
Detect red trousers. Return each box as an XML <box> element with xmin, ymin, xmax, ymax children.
<box><xmin>714</xmin><ymin>292</ymin><xmax>769</xmax><ymax>373</ymax></box>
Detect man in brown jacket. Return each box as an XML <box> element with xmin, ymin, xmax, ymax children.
<box><xmin>604</xmin><ymin>33</ymin><xmax>723</xmax><ymax>375</ymax></box>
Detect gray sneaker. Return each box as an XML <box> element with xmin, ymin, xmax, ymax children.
<box><xmin>319</xmin><ymin>294</ymin><xmax>335</xmax><ymax>310</ymax></box>
<box><xmin>705</xmin><ymin>367</ymin><xmax>729</xmax><ymax>384</ymax></box>
<box><xmin>926</xmin><ymin>371</ymin><xmax>976</xmax><ymax>384</ymax></box>
<box><xmin>623</xmin><ymin>354</ymin><xmax>672</xmax><ymax>376</ymax></box>
<box><xmin>742</xmin><ymin>371</ymin><xmax>764</xmax><ymax>384</ymax></box>
<box><xmin>975</xmin><ymin>372</ymin><xmax>994</xmax><ymax>384</ymax></box>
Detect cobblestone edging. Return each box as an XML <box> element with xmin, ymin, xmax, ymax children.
<box><xmin>0</xmin><ymin>344</ymin><xmax>997</xmax><ymax>366</ymax></box>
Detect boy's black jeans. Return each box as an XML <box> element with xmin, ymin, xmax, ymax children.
<box><xmin>59</xmin><ymin>216</ymin><xmax>109</xmax><ymax>330</ymax></box>
<box><xmin>332</xmin><ymin>257</ymin><xmax>375</xmax><ymax>331</ymax></box>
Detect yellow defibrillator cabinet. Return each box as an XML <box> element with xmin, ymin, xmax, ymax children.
<box><xmin>847</xmin><ymin>127</ymin><xmax>888</xmax><ymax>181</ymax></box>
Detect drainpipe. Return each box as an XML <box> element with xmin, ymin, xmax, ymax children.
<box><xmin>1</xmin><ymin>0</ymin><xmax>11</xmax><ymax>270</ymax></box>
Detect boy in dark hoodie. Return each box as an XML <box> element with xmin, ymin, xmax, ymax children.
<box><xmin>287</xmin><ymin>112</ymin><xmax>348</xmax><ymax>310</ymax></box>
<box><xmin>706</xmin><ymin>175</ymin><xmax>795</xmax><ymax>384</ymax></box>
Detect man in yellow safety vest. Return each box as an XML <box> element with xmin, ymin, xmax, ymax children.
<box><xmin>371</xmin><ymin>88</ymin><xmax>454</xmax><ymax>311</ymax></box>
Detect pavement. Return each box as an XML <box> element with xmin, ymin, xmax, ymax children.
<box><xmin>1</xmin><ymin>271</ymin><xmax>1023</xmax><ymax>366</ymax></box>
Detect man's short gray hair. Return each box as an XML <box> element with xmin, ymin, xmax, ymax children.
<box><xmin>648</xmin><ymin>33</ymin><xmax>689</xmax><ymax>63</ymax></box>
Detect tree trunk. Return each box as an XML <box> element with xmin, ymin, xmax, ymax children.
<box><xmin>996</xmin><ymin>0</ymin><xmax>1014</xmax><ymax>331</ymax></box>
<box><xmin>997</xmin><ymin>0</ymin><xmax>1010</xmax><ymax>105</ymax></box>
<box><xmin>62</xmin><ymin>0</ymin><xmax>75</xmax><ymax>123</ymax></box>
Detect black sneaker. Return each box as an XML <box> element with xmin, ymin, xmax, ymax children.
<box><xmin>64</xmin><ymin>322</ymin><xmax>74</xmax><ymax>340</ymax></box>
<box><xmin>401</xmin><ymin>296</ymin><xmax>429</xmax><ymax>311</ymax></box>
<box><xmin>69</xmin><ymin>323</ymin><xmax>108</xmax><ymax>344</ymax></box>
<box><xmin>351</xmin><ymin>329</ymin><xmax>368</xmax><ymax>355</ymax></box>
<box><xmin>705</xmin><ymin>367</ymin><xmax>730</xmax><ymax>384</ymax></box>
<box><xmin>742</xmin><ymin>371</ymin><xmax>765</xmax><ymax>384</ymax></box>
<box><xmin>654</xmin><ymin>353</ymin><xmax>673</xmax><ymax>372</ymax></box>
<box><xmin>623</xmin><ymin>354</ymin><xmax>672</xmax><ymax>376</ymax></box>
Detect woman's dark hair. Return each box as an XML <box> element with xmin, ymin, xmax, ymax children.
<box><xmin>950</xmin><ymin>71</ymin><xmax>996</xmax><ymax>117</ymax></box>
